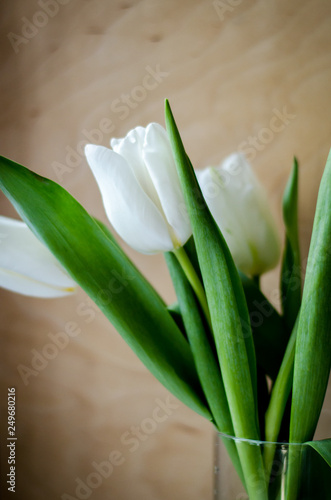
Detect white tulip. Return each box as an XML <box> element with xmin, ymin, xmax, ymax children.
<box><xmin>85</xmin><ymin>123</ymin><xmax>192</xmax><ymax>254</ymax></box>
<box><xmin>196</xmin><ymin>153</ymin><xmax>281</xmax><ymax>276</ymax></box>
<box><xmin>0</xmin><ymin>216</ymin><xmax>76</xmax><ymax>297</ymax></box>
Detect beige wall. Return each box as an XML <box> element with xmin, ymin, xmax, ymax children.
<box><xmin>1</xmin><ymin>1</ymin><xmax>331</xmax><ymax>499</ymax></box>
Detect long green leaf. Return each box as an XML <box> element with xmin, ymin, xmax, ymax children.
<box><xmin>165</xmin><ymin>250</ymin><xmax>246</xmax><ymax>487</ymax></box>
<box><xmin>165</xmin><ymin>100</ymin><xmax>268</xmax><ymax>499</ymax></box>
<box><xmin>287</xmin><ymin>150</ymin><xmax>331</xmax><ymax>499</ymax></box>
<box><xmin>281</xmin><ymin>158</ymin><xmax>301</xmax><ymax>333</ymax></box>
<box><xmin>290</xmin><ymin>150</ymin><xmax>331</xmax><ymax>443</ymax></box>
<box><xmin>165</xmin><ymin>252</ymin><xmax>231</xmax><ymax>431</ymax></box>
<box><xmin>0</xmin><ymin>155</ymin><xmax>211</xmax><ymax>420</ymax></box>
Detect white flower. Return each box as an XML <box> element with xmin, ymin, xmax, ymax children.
<box><xmin>85</xmin><ymin>123</ymin><xmax>192</xmax><ymax>254</ymax></box>
<box><xmin>0</xmin><ymin>216</ymin><xmax>76</xmax><ymax>297</ymax></box>
<box><xmin>196</xmin><ymin>153</ymin><xmax>280</xmax><ymax>276</ymax></box>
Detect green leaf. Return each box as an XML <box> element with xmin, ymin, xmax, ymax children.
<box><xmin>306</xmin><ymin>439</ymin><xmax>331</xmax><ymax>467</ymax></box>
<box><xmin>0</xmin><ymin>155</ymin><xmax>211</xmax><ymax>421</ymax></box>
<box><xmin>165</xmin><ymin>252</ymin><xmax>230</xmax><ymax>431</ymax></box>
<box><xmin>165</xmin><ymin>100</ymin><xmax>268</xmax><ymax>499</ymax></box>
<box><xmin>294</xmin><ymin>440</ymin><xmax>331</xmax><ymax>499</ymax></box>
<box><xmin>267</xmin><ymin>439</ymin><xmax>331</xmax><ymax>500</ymax></box>
<box><xmin>281</xmin><ymin>158</ymin><xmax>301</xmax><ymax>333</ymax></box>
<box><xmin>165</xmin><ymin>100</ymin><xmax>258</xmax><ymax>436</ymax></box>
<box><xmin>287</xmin><ymin>150</ymin><xmax>331</xmax><ymax>499</ymax></box>
<box><xmin>165</xmin><ymin>250</ymin><xmax>246</xmax><ymax>486</ymax></box>
<box><xmin>93</xmin><ymin>217</ymin><xmax>122</xmax><ymax>247</ymax></box>
<box><xmin>290</xmin><ymin>150</ymin><xmax>331</xmax><ymax>443</ymax></box>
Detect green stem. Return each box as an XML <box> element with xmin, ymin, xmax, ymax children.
<box><xmin>173</xmin><ymin>247</ymin><xmax>212</xmax><ymax>331</ymax></box>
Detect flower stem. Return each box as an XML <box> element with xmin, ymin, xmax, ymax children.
<box><xmin>173</xmin><ymin>247</ymin><xmax>212</xmax><ymax>331</ymax></box>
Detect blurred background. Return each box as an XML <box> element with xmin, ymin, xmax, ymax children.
<box><xmin>1</xmin><ymin>1</ymin><xmax>331</xmax><ymax>499</ymax></box>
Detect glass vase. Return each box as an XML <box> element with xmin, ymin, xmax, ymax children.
<box><xmin>214</xmin><ymin>432</ymin><xmax>331</xmax><ymax>500</ymax></box>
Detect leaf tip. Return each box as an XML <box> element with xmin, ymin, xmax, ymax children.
<box><xmin>293</xmin><ymin>156</ymin><xmax>299</xmax><ymax>174</ymax></box>
<box><xmin>164</xmin><ymin>98</ymin><xmax>174</xmax><ymax>124</ymax></box>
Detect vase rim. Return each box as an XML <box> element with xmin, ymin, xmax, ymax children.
<box><xmin>216</xmin><ymin>431</ymin><xmax>326</xmax><ymax>447</ymax></box>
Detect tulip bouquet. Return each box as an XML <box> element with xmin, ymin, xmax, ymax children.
<box><xmin>0</xmin><ymin>100</ymin><xmax>330</xmax><ymax>499</ymax></box>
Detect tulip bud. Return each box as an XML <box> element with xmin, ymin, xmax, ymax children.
<box><xmin>196</xmin><ymin>153</ymin><xmax>280</xmax><ymax>276</ymax></box>
<box><xmin>85</xmin><ymin>123</ymin><xmax>192</xmax><ymax>254</ymax></box>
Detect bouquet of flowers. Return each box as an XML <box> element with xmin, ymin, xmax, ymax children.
<box><xmin>0</xmin><ymin>100</ymin><xmax>330</xmax><ymax>499</ymax></box>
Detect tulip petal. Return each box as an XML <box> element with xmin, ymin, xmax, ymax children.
<box><xmin>0</xmin><ymin>216</ymin><xmax>76</xmax><ymax>297</ymax></box>
<box><xmin>223</xmin><ymin>154</ymin><xmax>280</xmax><ymax>273</ymax></box>
<box><xmin>143</xmin><ymin>123</ymin><xmax>192</xmax><ymax>247</ymax></box>
<box><xmin>85</xmin><ymin>144</ymin><xmax>174</xmax><ymax>254</ymax></box>
<box><xmin>196</xmin><ymin>165</ymin><xmax>252</xmax><ymax>272</ymax></box>
<box><xmin>197</xmin><ymin>154</ymin><xmax>280</xmax><ymax>275</ymax></box>
<box><xmin>110</xmin><ymin>127</ymin><xmax>153</xmax><ymax>196</ymax></box>
<box><xmin>111</xmin><ymin>127</ymin><xmax>166</xmax><ymax>215</ymax></box>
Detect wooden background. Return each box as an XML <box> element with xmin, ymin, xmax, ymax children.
<box><xmin>1</xmin><ymin>1</ymin><xmax>331</xmax><ymax>499</ymax></box>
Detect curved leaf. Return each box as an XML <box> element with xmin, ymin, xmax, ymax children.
<box><xmin>306</xmin><ymin>439</ymin><xmax>331</xmax><ymax>467</ymax></box>
<box><xmin>0</xmin><ymin>155</ymin><xmax>211</xmax><ymax>420</ymax></box>
<box><xmin>287</xmin><ymin>150</ymin><xmax>331</xmax><ymax>499</ymax></box>
<box><xmin>290</xmin><ymin>150</ymin><xmax>331</xmax><ymax>443</ymax></box>
<box><xmin>165</xmin><ymin>100</ymin><xmax>268</xmax><ymax>500</ymax></box>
